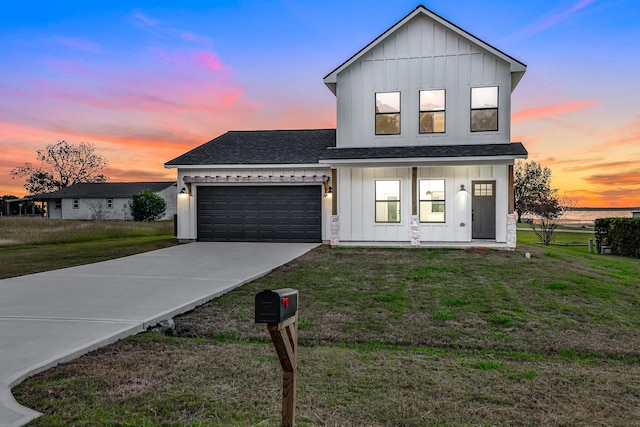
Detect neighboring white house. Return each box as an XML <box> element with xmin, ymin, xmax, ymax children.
<box><xmin>33</xmin><ymin>182</ymin><xmax>177</xmax><ymax>221</ymax></box>
<box><xmin>165</xmin><ymin>5</ymin><xmax>528</xmax><ymax>248</ymax></box>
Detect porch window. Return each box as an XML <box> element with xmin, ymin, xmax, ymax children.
<box><xmin>419</xmin><ymin>89</ymin><xmax>445</xmax><ymax>133</ymax></box>
<box><xmin>419</xmin><ymin>179</ymin><xmax>445</xmax><ymax>222</ymax></box>
<box><xmin>375</xmin><ymin>180</ymin><xmax>400</xmax><ymax>223</ymax></box>
<box><xmin>471</xmin><ymin>86</ymin><xmax>498</xmax><ymax>132</ymax></box>
<box><xmin>375</xmin><ymin>92</ymin><xmax>400</xmax><ymax>135</ymax></box>
<box><xmin>72</xmin><ymin>199</ymin><xmax>79</xmax><ymax>209</ymax></box>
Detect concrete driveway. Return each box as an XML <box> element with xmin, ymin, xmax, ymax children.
<box><xmin>0</xmin><ymin>242</ymin><xmax>318</xmax><ymax>427</ymax></box>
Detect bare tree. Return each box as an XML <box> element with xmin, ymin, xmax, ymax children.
<box><xmin>87</xmin><ymin>200</ymin><xmax>111</xmax><ymax>220</ymax></box>
<box><xmin>529</xmin><ymin>193</ymin><xmax>576</xmax><ymax>246</ymax></box>
<box><xmin>11</xmin><ymin>141</ymin><xmax>108</xmax><ymax>195</ymax></box>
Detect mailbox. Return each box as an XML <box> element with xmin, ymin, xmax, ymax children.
<box><xmin>255</xmin><ymin>288</ymin><xmax>298</xmax><ymax>324</ymax></box>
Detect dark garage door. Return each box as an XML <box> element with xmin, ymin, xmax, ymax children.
<box><xmin>197</xmin><ymin>186</ymin><xmax>322</xmax><ymax>242</ymax></box>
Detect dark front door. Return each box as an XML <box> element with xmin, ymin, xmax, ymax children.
<box><xmin>472</xmin><ymin>181</ymin><xmax>496</xmax><ymax>239</ymax></box>
<box><xmin>197</xmin><ymin>185</ymin><xmax>321</xmax><ymax>243</ymax></box>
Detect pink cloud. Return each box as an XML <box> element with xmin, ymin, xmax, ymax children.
<box><xmin>512</xmin><ymin>101</ymin><xmax>597</xmax><ymax>121</ymax></box>
<box><xmin>155</xmin><ymin>49</ymin><xmax>231</xmax><ymax>77</ymax></box>
<box><xmin>7</xmin><ymin>51</ymin><xmax>245</xmax><ymax>116</ymax></box>
<box><xmin>192</xmin><ymin>51</ymin><xmax>226</xmax><ymax>72</ymax></box>
<box><xmin>51</xmin><ymin>36</ymin><xmax>102</xmax><ymax>53</ymax></box>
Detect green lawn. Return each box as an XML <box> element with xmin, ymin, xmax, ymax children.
<box><xmin>8</xmin><ymin>224</ymin><xmax>640</xmax><ymax>426</ymax></box>
<box><xmin>0</xmin><ymin>218</ymin><xmax>178</xmax><ymax>279</ymax></box>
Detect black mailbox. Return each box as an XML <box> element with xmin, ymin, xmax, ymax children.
<box><xmin>255</xmin><ymin>288</ymin><xmax>298</xmax><ymax>324</ymax></box>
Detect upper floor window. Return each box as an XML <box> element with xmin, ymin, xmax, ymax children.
<box><xmin>72</xmin><ymin>199</ymin><xmax>79</xmax><ymax>209</ymax></box>
<box><xmin>419</xmin><ymin>179</ymin><xmax>445</xmax><ymax>223</ymax></box>
<box><xmin>375</xmin><ymin>92</ymin><xmax>400</xmax><ymax>135</ymax></box>
<box><xmin>471</xmin><ymin>86</ymin><xmax>498</xmax><ymax>132</ymax></box>
<box><xmin>375</xmin><ymin>180</ymin><xmax>400</xmax><ymax>223</ymax></box>
<box><xmin>419</xmin><ymin>90</ymin><xmax>445</xmax><ymax>133</ymax></box>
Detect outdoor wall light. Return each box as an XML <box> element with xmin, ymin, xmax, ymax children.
<box><xmin>179</xmin><ymin>187</ymin><xmax>187</xmax><ymax>194</ymax></box>
<box><xmin>459</xmin><ymin>184</ymin><xmax>467</xmax><ymax>192</ymax></box>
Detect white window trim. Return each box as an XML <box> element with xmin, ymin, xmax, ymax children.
<box><xmin>418</xmin><ymin>179</ymin><xmax>446</xmax><ymax>223</ymax></box>
<box><xmin>375</xmin><ymin>179</ymin><xmax>401</xmax><ymax>224</ymax></box>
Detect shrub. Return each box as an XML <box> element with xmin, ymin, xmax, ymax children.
<box><xmin>595</xmin><ymin>217</ymin><xmax>640</xmax><ymax>258</ymax></box>
<box><xmin>129</xmin><ymin>190</ymin><xmax>167</xmax><ymax>222</ymax></box>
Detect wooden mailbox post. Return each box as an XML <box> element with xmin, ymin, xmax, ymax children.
<box><xmin>255</xmin><ymin>289</ymin><xmax>299</xmax><ymax>427</ymax></box>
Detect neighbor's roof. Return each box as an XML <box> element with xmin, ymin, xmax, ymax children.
<box><xmin>319</xmin><ymin>143</ymin><xmax>528</xmax><ymax>163</ymax></box>
<box><xmin>32</xmin><ymin>182</ymin><xmax>176</xmax><ymax>199</ymax></box>
<box><xmin>323</xmin><ymin>4</ymin><xmax>527</xmax><ymax>94</ymax></box>
<box><xmin>165</xmin><ymin>129</ymin><xmax>337</xmax><ymax>167</ymax></box>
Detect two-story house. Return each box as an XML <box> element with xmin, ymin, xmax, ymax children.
<box><xmin>165</xmin><ymin>5</ymin><xmax>528</xmax><ymax>248</ymax></box>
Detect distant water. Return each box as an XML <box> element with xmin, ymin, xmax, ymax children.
<box><xmin>559</xmin><ymin>208</ymin><xmax>639</xmax><ymax>225</ymax></box>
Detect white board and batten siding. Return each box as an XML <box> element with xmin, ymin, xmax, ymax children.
<box><xmin>336</xmin><ymin>165</ymin><xmax>510</xmax><ymax>244</ymax></box>
<box><xmin>336</xmin><ymin>14</ymin><xmax>512</xmax><ymax>149</ymax></box>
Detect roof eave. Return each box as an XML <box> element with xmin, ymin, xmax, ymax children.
<box><xmin>319</xmin><ymin>154</ymin><xmax>528</xmax><ymax>168</ymax></box>
<box><xmin>166</xmin><ymin>163</ymin><xmax>330</xmax><ymax>170</ymax></box>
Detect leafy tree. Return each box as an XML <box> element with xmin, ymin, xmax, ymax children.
<box><xmin>129</xmin><ymin>190</ymin><xmax>167</xmax><ymax>222</ymax></box>
<box><xmin>11</xmin><ymin>141</ymin><xmax>108</xmax><ymax>195</ymax></box>
<box><xmin>515</xmin><ymin>161</ymin><xmax>576</xmax><ymax>245</ymax></box>
<box><xmin>514</xmin><ymin>160</ymin><xmax>554</xmax><ymax>223</ymax></box>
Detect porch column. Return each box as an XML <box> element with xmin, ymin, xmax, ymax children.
<box><xmin>330</xmin><ymin>168</ymin><xmax>339</xmax><ymax>246</ymax></box>
<box><xmin>508</xmin><ymin>165</ymin><xmax>515</xmax><ymax>214</ymax></box>
<box><xmin>410</xmin><ymin>167</ymin><xmax>420</xmax><ymax>246</ymax></box>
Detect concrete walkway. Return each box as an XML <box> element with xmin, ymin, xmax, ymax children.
<box><xmin>0</xmin><ymin>242</ymin><xmax>318</xmax><ymax>427</ymax></box>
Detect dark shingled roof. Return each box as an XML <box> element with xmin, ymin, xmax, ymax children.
<box><xmin>165</xmin><ymin>129</ymin><xmax>337</xmax><ymax>166</ymax></box>
<box><xmin>319</xmin><ymin>143</ymin><xmax>528</xmax><ymax>161</ymax></box>
<box><xmin>33</xmin><ymin>182</ymin><xmax>176</xmax><ymax>200</ymax></box>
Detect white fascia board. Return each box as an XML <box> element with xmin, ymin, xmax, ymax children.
<box><xmin>166</xmin><ymin>163</ymin><xmax>327</xmax><ymax>170</ymax></box>
<box><xmin>319</xmin><ymin>155</ymin><xmax>527</xmax><ymax>168</ymax></box>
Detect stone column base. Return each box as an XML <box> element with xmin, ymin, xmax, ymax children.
<box><xmin>506</xmin><ymin>213</ymin><xmax>517</xmax><ymax>250</ymax></box>
<box><xmin>330</xmin><ymin>215</ymin><xmax>339</xmax><ymax>246</ymax></box>
<box><xmin>410</xmin><ymin>215</ymin><xmax>420</xmax><ymax>247</ymax></box>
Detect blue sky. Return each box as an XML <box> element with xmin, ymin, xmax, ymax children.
<box><xmin>1</xmin><ymin>0</ymin><xmax>639</xmax><ymax>206</ymax></box>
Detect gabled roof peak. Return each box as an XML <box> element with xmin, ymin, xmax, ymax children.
<box><xmin>323</xmin><ymin>4</ymin><xmax>526</xmax><ymax>94</ymax></box>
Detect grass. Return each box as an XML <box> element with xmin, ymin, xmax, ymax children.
<box><xmin>0</xmin><ymin>217</ymin><xmax>174</xmax><ymax>246</ymax></box>
<box><xmin>0</xmin><ymin>218</ymin><xmax>177</xmax><ymax>278</ymax></box>
<box><xmin>8</xmin><ymin>223</ymin><xmax>640</xmax><ymax>426</ymax></box>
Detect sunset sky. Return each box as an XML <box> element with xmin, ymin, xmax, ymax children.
<box><xmin>1</xmin><ymin>0</ymin><xmax>638</xmax><ymax>207</ymax></box>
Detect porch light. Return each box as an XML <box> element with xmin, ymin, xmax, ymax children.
<box><xmin>459</xmin><ymin>184</ymin><xmax>467</xmax><ymax>192</ymax></box>
<box><xmin>324</xmin><ymin>186</ymin><xmax>333</xmax><ymax>197</ymax></box>
<box><xmin>179</xmin><ymin>187</ymin><xmax>187</xmax><ymax>194</ymax></box>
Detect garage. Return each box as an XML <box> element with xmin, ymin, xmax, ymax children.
<box><xmin>196</xmin><ymin>185</ymin><xmax>322</xmax><ymax>242</ymax></box>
